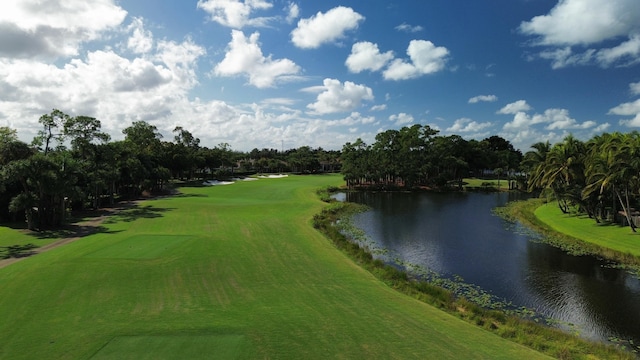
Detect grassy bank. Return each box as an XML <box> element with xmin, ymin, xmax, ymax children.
<box><xmin>0</xmin><ymin>174</ymin><xmax>552</xmax><ymax>359</ymax></box>
<box><xmin>497</xmin><ymin>198</ymin><xmax>640</xmax><ymax>271</ymax></box>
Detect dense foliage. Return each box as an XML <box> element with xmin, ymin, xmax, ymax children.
<box><xmin>0</xmin><ymin>110</ymin><xmax>338</xmax><ymax>229</ymax></box>
<box><xmin>340</xmin><ymin>124</ymin><xmax>523</xmax><ymax>189</ymax></box>
<box><xmin>523</xmin><ymin>132</ymin><xmax>640</xmax><ymax>232</ymax></box>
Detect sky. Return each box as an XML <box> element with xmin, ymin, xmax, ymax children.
<box><xmin>1</xmin><ymin>0</ymin><xmax>640</xmax><ymax>152</ymax></box>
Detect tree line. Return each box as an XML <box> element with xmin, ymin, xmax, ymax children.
<box><xmin>0</xmin><ymin>109</ymin><xmax>339</xmax><ymax>230</ymax></box>
<box><xmin>340</xmin><ymin>124</ymin><xmax>523</xmax><ymax>189</ymax></box>
<box><xmin>4</xmin><ymin>110</ymin><xmax>639</xmax><ymax>232</ymax></box>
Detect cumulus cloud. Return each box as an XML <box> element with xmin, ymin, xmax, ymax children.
<box><xmin>395</xmin><ymin>23</ymin><xmax>423</xmax><ymax>33</ymax></box>
<box><xmin>609</xmin><ymin>98</ymin><xmax>640</xmax><ymax>116</ymax></box>
<box><xmin>497</xmin><ymin>100</ymin><xmax>531</xmax><ymax>114</ymax></box>
<box><xmin>0</xmin><ymin>31</ymin><xmax>209</xmax><ymax>141</ymax></box>
<box><xmin>631</xmin><ymin>81</ymin><xmax>640</xmax><ymax>95</ymax></box>
<box><xmin>468</xmin><ymin>95</ymin><xmax>498</xmax><ymax>104</ymax></box>
<box><xmin>127</xmin><ymin>17</ymin><xmax>154</xmax><ymax>54</ymax></box>
<box><xmin>197</xmin><ymin>0</ymin><xmax>274</xmax><ymax>28</ymax></box>
<box><xmin>520</xmin><ymin>0</ymin><xmax>640</xmax><ymax>68</ymax></box>
<box><xmin>503</xmin><ymin>108</ymin><xmax>597</xmax><ymax>131</ymax></box>
<box><xmin>214</xmin><ymin>30</ymin><xmax>301</xmax><ymax>88</ymax></box>
<box><xmin>389</xmin><ymin>113</ymin><xmax>414</xmax><ymax>126</ymax></box>
<box><xmin>609</xmin><ymin>98</ymin><xmax>640</xmax><ymax>126</ymax></box>
<box><xmin>345</xmin><ymin>41</ymin><xmax>394</xmax><ymax>73</ymax></box>
<box><xmin>326</xmin><ymin>112</ymin><xmax>376</xmax><ymax>127</ymax></box>
<box><xmin>306</xmin><ymin>78</ymin><xmax>374</xmax><ymax>114</ymax></box>
<box><xmin>0</xmin><ymin>0</ymin><xmax>126</xmax><ymax>59</ymax></box>
<box><xmin>291</xmin><ymin>6</ymin><xmax>364</xmax><ymax>49</ymax></box>
<box><xmin>383</xmin><ymin>40</ymin><xmax>449</xmax><ymax>80</ymax></box>
<box><xmin>520</xmin><ymin>0</ymin><xmax>640</xmax><ymax>46</ymax></box>
<box><xmin>446</xmin><ymin>118</ymin><xmax>492</xmax><ymax>133</ymax></box>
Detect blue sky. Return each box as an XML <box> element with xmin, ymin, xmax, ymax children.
<box><xmin>1</xmin><ymin>0</ymin><xmax>640</xmax><ymax>151</ymax></box>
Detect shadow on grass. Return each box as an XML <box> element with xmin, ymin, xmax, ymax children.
<box><xmin>173</xmin><ymin>193</ymin><xmax>208</xmax><ymax>198</ymax></box>
<box><xmin>103</xmin><ymin>204</ymin><xmax>174</xmax><ymax>224</ymax></box>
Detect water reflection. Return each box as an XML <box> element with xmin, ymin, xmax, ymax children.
<box><xmin>344</xmin><ymin>191</ymin><xmax>640</xmax><ymax>344</ymax></box>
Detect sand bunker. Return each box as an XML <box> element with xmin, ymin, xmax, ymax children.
<box><xmin>203</xmin><ymin>180</ymin><xmax>235</xmax><ymax>186</ymax></box>
<box><xmin>257</xmin><ymin>174</ymin><xmax>288</xmax><ymax>179</ymax></box>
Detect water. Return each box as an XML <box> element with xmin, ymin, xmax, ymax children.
<box><xmin>342</xmin><ymin>191</ymin><xmax>640</xmax><ymax>345</ymax></box>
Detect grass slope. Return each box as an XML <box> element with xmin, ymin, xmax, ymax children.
<box><xmin>535</xmin><ymin>203</ymin><xmax>640</xmax><ymax>257</ymax></box>
<box><xmin>0</xmin><ymin>175</ymin><xmax>547</xmax><ymax>359</ymax></box>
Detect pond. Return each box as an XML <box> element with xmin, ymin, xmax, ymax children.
<box><xmin>340</xmin><ymin>191</ymin><xmax>640</xmax><ymax>346</ymax></box>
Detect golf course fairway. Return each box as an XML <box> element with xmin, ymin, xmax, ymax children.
<box><xmin>0</xmin><ymin>174</ymin><xmax>549</xmax><ymax>359</ymax></box>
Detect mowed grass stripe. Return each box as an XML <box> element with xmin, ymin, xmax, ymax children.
<box><xmin>0</xmin><ymin>175</ymin><xmax>548</xmax><ymax>359</ymax></box>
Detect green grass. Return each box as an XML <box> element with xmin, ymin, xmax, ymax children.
<box><xmin>0</xmin><ymin>174</ymin><xmax>551</xmax><ymax>359</ymax></box>
<box><xmin>535</xmin><ymin>203</ymin><xmax>640</xmax><ymax>258</ymax></box>
<box><xmin>463</xmin><ymin>178</ymin><xmax>510</xmax><ymax>191</ymax></box>
<box><xmin>91</xmin><ymin>335</ymin><xmax>247</xmax><ymax>360</ymax></box>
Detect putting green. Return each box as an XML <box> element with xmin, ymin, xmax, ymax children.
<box><xmin>84</xmin><ymin>235</ymin><xmax>194</xmax><ymax>259</ymax></box>
<box><xmin>91</xmin><ymin>334</ymin><xmax>248</xmax><ymax>359</ymax></box>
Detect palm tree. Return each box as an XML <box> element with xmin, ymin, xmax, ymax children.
<box><xmin>522</xmin><ymin>141</ymin><xmax>550</xmax><ymax>192</ymax></box>
<box><xmin>536</xmin><ymin>135</ymin><xmax>585</xmax><ymax>213</ymax></box>
<box><xmin>584</xmin><ymin>132</ymin><xmax>640</xmax><ymax>232</ymax></box>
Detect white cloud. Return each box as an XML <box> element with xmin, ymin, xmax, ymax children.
<box><xmin>446</xmin><ymin>118</ymin><xmax>492</xmax><ymax>133</ymax></box>
<box><xmin>609</xmin><ymin>98</ymin><xmax>640</xmax><ymax>126</ymax></box>
<box><xmin>395</xmin><ymin>23</ymin><xmax>423</xmax><ymax>33</ymax></box>
<box><xmin>127</xmin><ymin>17</ymin><xmax>154</xmax><ymax>54</ymax></box>
<box><xmin>500</xmin><ymin>128</ymin><xmax>563</xmax><ymax>152</ymax></box>
<box><xmin>0</xmin><ymin>0</ymin><xmax>127</xmax><ymax>59</ymax></box>
<box><xmin>214</xmin><ymin>30</ymin><xmax>301</xmax><ymax>88</ymax></box>
<box><xmin>538</xmin><ymin>47</ymin><xmax>594</xmax><ymax>69</ymax></box>
<box><xmin>468</xmin><ymin>95</ymin><xmax>498</xmax><ymax>104</ymax></box>
<box><xmin>197</xmin><ymin>0</ymin><xmax>274</xmax><ymax>28</ymax></box>
<box><xmin>389</xmin><ymin>113</ymin><xmax>414</xmax><ymax>126</ymax></box>
<box><xmin>306</xmin><ymin>78</ymin><xmax>374</xmax><ymax>114</ymax></box>
<box><xmin>383</xmin><ymin>40</ymin><xmax>449</xmax><ymax>80</ymax></box>
<box><xmin>609</xmin><ymin>98</ymin><xmax>640</xmax><ymax>116</ymax></box>
<box><xmin>503</xmin><ymin>108</ymin><xmax>597</xmax><ymax>131</ymax></box>
<box><xmin>520</xmin><ymin>0</ymin><xmax>640</xmax><ymax>68</ymax></box>
<box><xmin>291</xmin><ymin>6</ymin><xmax>364</xmax><ymax>49</ymax></box>
<box><xmin>497</xmin><ymin>100</ymin><xmax>531</xmax><ymax>115</ymax></box>
<box><xmin>631</xmin><ymin>81</ymin><xmax>640</xmax><ymax>95</ymax></box>
<box><xmin>519</xmin><ymin>0</ymin><xmax>640</xmax><ymax>46</ymax></box>
<box><xmin>285</xmin><ymin>2</ymin><xmax>299</xmax><ymax>23</ymax></box>
<box><xmin>326</xmin><ymin>112</ymin><xmax>376</xmax><ymax>127</ymax></box>
<box><xmin>370</xmin><ymin>104</ymin><xmax>387</xmax><ymax>112</ymax></box>
<box><xmin>596</xmin><ymin>34</ymin><xmax>640</xmax><ymax>67</ymax></box>
<box><xmin>345</xmin><ymin>41</ymin><xmax>394</xmax><ymax>73</ymax></box>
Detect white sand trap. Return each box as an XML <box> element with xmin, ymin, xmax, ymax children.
<box><xmin>257</xmin><ymin>174</ymin><xmax>288</xmax><ymax>179</ymax></box>
<box><xmin>232</xmin><ymin>177</ymin><xmax>259</xmax><ymax>181</ymax></box>
<box><xmin>203</xmin><ymin>180</ymin><xmax>235</xmax><ymax>186</ymax></box>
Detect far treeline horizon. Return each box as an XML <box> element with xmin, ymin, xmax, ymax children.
<box><xmin>1</xmin><ymin>109</ymin><xmax>639</xmax><ymax>231</ymax></box>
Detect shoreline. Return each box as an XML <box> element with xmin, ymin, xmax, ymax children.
<box><xmin>495</xmin><ymin>198</ymin><xmax>640</xmax><ymax>274</ymax></box>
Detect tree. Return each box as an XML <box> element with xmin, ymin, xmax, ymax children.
<box><xmin>535</xmin><ymin>135</ymin><xmax>586</xmax><ymax>213</ymax></box>
<box><xmin>522</xmin><ymin>141</ymin><xmax>551</xmax><ymax>192</ymax></box>
<box><xmin>584</xmin><ymin>132</ymin><xmax>640</xmax><ymax>232</ymax></box>
<box><xmin>33</xmin><ymin>109</ymin><xmax>70</xmax><ymax>155</ymax></box>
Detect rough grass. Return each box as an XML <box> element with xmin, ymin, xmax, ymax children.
<box><xmin>0</xmin><ymin>174</ymin><xmax>550</xmax><ymax>359</ymax></box>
